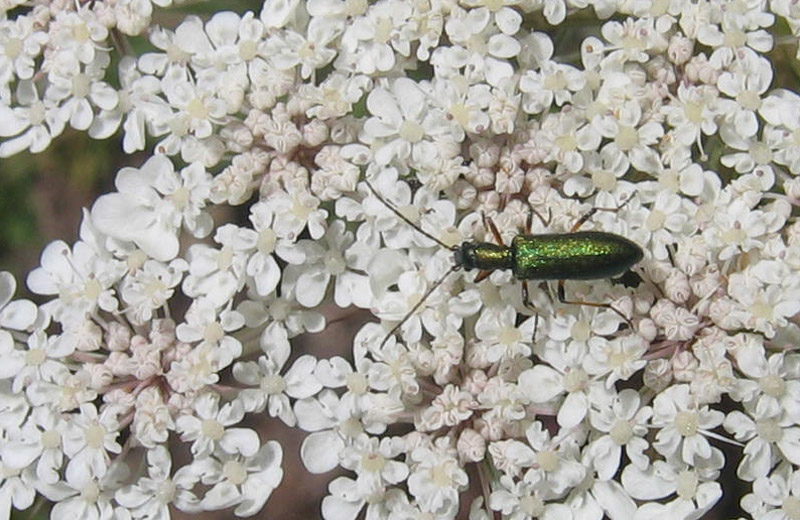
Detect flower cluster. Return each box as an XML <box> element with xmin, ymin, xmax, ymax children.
<box><xmin>1</xmin><ymin>0</ymin><xmax>800</xmax><ymax>518</ymax></box>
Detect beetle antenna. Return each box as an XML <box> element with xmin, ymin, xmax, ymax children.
<box><xmin>364</xmin><ymin>179</ymin><xmax>458</xmax><ymax>252</ymax></box>
<box><xmin>378</xmin><ymin>264</ymin><xmax>460</xmax><ymax>348</ymax></box>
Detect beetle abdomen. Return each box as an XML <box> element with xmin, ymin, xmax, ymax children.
<box><xmin>512</xmin><ymin>232</ymin><xmax>643</xmax><ymax>280</ymax></box>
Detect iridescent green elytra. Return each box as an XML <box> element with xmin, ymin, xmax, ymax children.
<box><xmin>454</xmin><ymin>231</ymin><xmax>643</xmax><ymax>280</ymax></box>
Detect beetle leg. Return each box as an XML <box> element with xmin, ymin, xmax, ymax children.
<box><xmin>522</xmin><ymin>280</ymin><xmax>534</xmax><ymax>309</ymax></box>
<box><xmin>522</xmin><ymin>280</ymin><xmax>540</xmax><ymax>343</ymax></box>
<box><xmin>482</xmin><ymin>213</ymin><xmax>505</xmax><ymax>246</ymax></box>
<box><xmin>527</xmin><ymin>207</ymin><xmax>551</xmax><ymax>232</ymax></box>
<box><xmin>569</xmin><ymin>195</ymin><xmax>634</xmax><ymax>232</ymax></box>
<box><xmin>569</xmin><ymin>208</ymin><xmax>598</xmax><ymax>233</ymax></box>
<box><xmin>557</xmin><ymin>280</ymin><xmax>634</xmax><ymax>329</ymax></box>
<box><xmin>473</xmin><ymin>270</ymin><xmax>492</xmax><ymax>283</ymax></box>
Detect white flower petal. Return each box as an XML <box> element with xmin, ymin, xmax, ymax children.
<box><xmin>220</xmin><ymin>427</ymin><xmax>260</xmax><ymax>456</ymax></box>
<box><xmin>300</xmin><ymin>431</ymin><xmax>343</xmax><ymax>473</ymax></box>
<box><xmin>621</xmin><ymin>464</ymin><xmax>672</xmax><ymax>500</ymax></box>
<box><xmin>518</xmin><ymin>365</ymin><xmax>564</xmax><ymax>403</ymax></box>
<box><xmin>593</xmin><ymin>479</ymin><xmax>637</xmax><ymax>520</ymax></box>
<box><xmin>0</xmin><ymin>299</ymin><xmax>37</xmax><ymax>330</ymax></box>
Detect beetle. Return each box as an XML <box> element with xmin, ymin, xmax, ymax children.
<box><xmin>364</xmin><ymin>179</ymin><xmax>643</xmax><ymax>346</ymax></box>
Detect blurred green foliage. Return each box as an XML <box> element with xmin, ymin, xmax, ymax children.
<box><xmin>0</xmin><ymin>129</ymin><xmax>117</xmax><ymax>295</ymax></box>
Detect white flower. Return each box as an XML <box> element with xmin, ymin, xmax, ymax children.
<box><xmin>601</xmin><ymin>18</ymin><xmax>665</xmax><ymax>64</ymax></box>
<box><xmin>176</xmin><ymin>298</ymin><xmax>245</xmax><ymax>352</ymax></box>
<box><xmin>282</xmin><ymin>220</ymin><xmax>372</xmax><ymax>308</ymax></box>
<box><xmin>546</xmin><ymin>307</ymin><xmax>622</xmax><ymax>353</ymax></box>
<box><xmin>44</xmin><ymin>472</ymin><xmax>116</xmax><ymax>520</ymax></box>
<box><xmin>120</xmin><ymin>259</ymin><xmax>188</xmax><ymax>325</ymax></box>
<box><xmin>407</xmin><ymin>437</ymin><xmax>468</xmax><ymax>516</ymax></box>
<box><xmin>361</xmin><ymin>77</ymin><xmax>458</xmax><ymax>168</ymax></box>
<box><xmin>321</xmin><ymin>478</ymin><xmax>411</xmax><ymax>520</ymax></box>
<box><xmin>157</xmin><ymin>72</ymin><xmax>229</xmax><ymax>140</ymax></box>
<box><xmin>99</xmin><ymin>0</ymin><xmax>163</xmax><ymax>36</ymax></box>
<box><xmin>686</xmin><ymin>332</ymin><xmax>736</xmax><ymax>403</ymax></box>
<box><xmin>372</xmin><ymin>266</ymin><xmax>450</xmax><ymax>345</ymax></box>
<box><xmin>236</xmin><ymin>294</ymin><xmax>325</xmax><ymax>343</ymax></box>
<box><xmin>417</xmin><ymin>384</ymin><xmax>477</xmax><ymax>431</ymax></box>
<box><xmin>518</xmin><ymin>341</ymin><xmax>597</xmax><ymax>428</ymax></box>
<box><xmin>0</xmin><ymin>15</ymin><xmax>47</xmax><ymax>81</ymax></box>
<box><xmin>165</xmin><ymin>342</ymin><xmax>236</xmax><ymax>394</ymax></box>
<box><xmin>663</xmin><ymin>84</ymin><xmax>720</xmax><ymax>157</ymax></box>
<box><xmin>174</xmin><ymin>12</ymin><xmax>264</xmax><ymax>94</ymax></box>
<box><xmin>182</xmin><ymin>224</ymin><xmax>254</xmax><ymax>307</ymax></box>
<box><xmin>439</xmin><ymin>6</ymin><xmax>519</xmax><ymax>81</ymax></box>
<box><xmin>762</xmin><ymin>91</ymin><xmax>800</xmax><ymax>175</ymax></box>
<box><xmin>741</xmin><ymin>463</ymin><xmax>800</xmax><ymax>520</ymax></box>
<box><xmin>429</xmin><ymin>77</ymin><xmax>491</xmax><ymax>136</ymax></box>
<box><xmin>304</xmin><ymin>72</ymin><xmax>372</xmax><ymax>120</ymax></box>
<box><xmin>192</xmin><ymin>441</ymin><xmax>283</xmax><ymax>516</ymax></box>
<box><xmin>623</xmin><ymin>460</ymin><xmax>723</xmax><ymax>519</ymax></box>
<box><xmin>26</xmin><ymin>238</ymin><xmax>123</xmax><ymax>326</ymax></box>
<box><xmin>45</xmin><ymin>53</ymin><xmax>118</xmax><ymax>133</ymax></box>
<box><xmin>650</xmin><ymin>385</ymin><xmax>725</xmax><ymax>465</ymax></box>
<box><xmin>234</xmin><ymin>346</ymin><xmax>321</xmax><ymax>426</ymax></box>
<box><xmin>130</xmin><ymin>386</ymin><xmax>175</xmax><ymax>449</ymax></box>
<box><xmin>245</xmin><ymin>201</ymin><xmax>296</xmax><ymax>297</ymax></box>
<box><xmin>727</xmin><ymin>261</ymin><xmax>800</xmax><ymax>338</ymax></box>
<box><xmin>266</xmin><ymin>184</ymin><xmax>328</xmax><ymax>241</ymax></box>
<box><xmin>0</xmin><ymin>330</ymin><xmax>71</xmax><ymax>393</ymax></box>
<box><xmin>586</xmin><ymin>388</ymin><xmax>652</xmax><ymax>480</ymax></box>
<box><xmin>138</xmin><ymin>25</ymin><xmax>191</xmax><ymax>76</ymax></box>
<box><xmin>594</xmin><ymin>100</ymin><xmax>664</xmax><ymax>174</ymax></box>
<box><xmin>724</xmin><ymin>403</ymin><xmax>800</xmax><ymax>482</ymax></box>
<box><xmin>717</xmin><ymin>55</ymin><xmax>772</xmax><ymax>139</ymax></box>
<box><xmin>510</xmin><ymin>421</ymin><xmax>585</xmax><ymax>496</ymax></box>
<box><xmin>50</xmin><ymin>8</ymin><xmax>109</xmax><ymax>65</ymax></box>
<box><xmin>363</xmin><ymin>173</ymin><xmax>456</xmax><ymax>250</ymax></box>
<box><xmin>0</xmin><ymin>80</ymin><xmax>65</xmax><ymax>157</ymax></box>
<box><xmin>489</xmin><ymin>473</ymin><xmax>574</xmax><ymax>519</ymax></box>
<box><xmin>520</xmin><ymin>61</ymin><xmax>585</xmax><ymax>115</ymax></box>
<box><xmin>336</xmin><ymin>0</ymin><xmax>412</xmax><ymax>74</ymax></box>
<box><xmin>1</xmin><ymin>405</ymin><xmax>67</xmax><ymax>484</ymax></box>
<box><xmin>537</xmin><ymin>111</ymin><xmax>602</xmax><ymax>174</ymax></box>
<box><xmin>702</xmin><ymin>196</ymin><xmax>773</xmax><ymax>261</ymax></box>
<box><xmin>636</xmin><ymin>190</ymin><xmax>696</xmax><ymax>261</ymax></box>
<box><xmin>340</xmin><ymin>434</ymin><xmax>408</xmax><ymax>495</ymax></box>
<box><xmin>297</xmin><ymin>390</ymin><xmax>353</xmax><ymax>473</ymax></box>
<box><xmin>101</xmin><ymin>56</ymin><xmax>165</xmax><ymax>151</ymax></box>
<box><xmin>566</xmin><ymin>469</ymin><xmax>637</xmax><ymax>520</ymax></box>
<box><xmin>91</xmin><ymin>155</ymin><xmax>204</xmax><ymax>262</ymax></box>
<box><xmin>297</xmin><ymin>388</ymin><xmax>393</xmax><ymax>474</ymax></box>
<box><xmin>585</xmin><ymin>334</ymin><xmax>648</xmax><ymax>387</ymax></box>
<box><xmin>730</xmin><ymin>338</ymin><xmax>800</xmax><ymax>425</ymax></box>
<box><xmin>62</xmin><ymin>403</ymin><xmax>122</xmax><ymax>482</ymax></box>
<box><xmin>700</xmin><ymin>18</ymin><xmax>773</xmax><ymax>68</ymax></box>
<box><xmin>474</xmin><ymin>305</ymin><xmax>536</xmax><ymax>363</ymax></box>
<box><xmin>477</xmin><ymin>377</ymin><xmax>528</xmax><ymax>429</ymax></box>
<box><xmin>115</xmin><ymin>446</ymin><xmax>201</xmax><ymax>518</ymax></box>
<box><xmin>175</xmin><ymin>393</ymin><xmax>260</xmax><ymax>458</ymax></box>
<box><xmin>266</xmin><ymin>20</ymin><xmax>340</xmax><ymax>78</ymax></box>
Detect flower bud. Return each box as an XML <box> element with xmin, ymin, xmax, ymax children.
<box><xmin>303</xmin><ymin>119</ymin><xmax>329</xmax><ymax>147</ymax></box>
<box><xmin>643</xmin><ymin>358</ymin><xmax>672</xmax><ymax>392</ymax></box>
<box><xmin>668</xmin><ymin>34</ymin><xmax>693</xmax><ymax>65</ymax></box>
<box><xmin>457</xmin><ymin>428</ymin><xmax>486</xmax><ymax>463</ymax></box>
<box><xmin>672</xmin><ymin>350</ymin><xmax>698</xmax><ymax>381</ymax></box>
<box><xmin>664</xmin><ymin>270</ymin><xmax>691</xmax><ymax>304</ymax></box>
